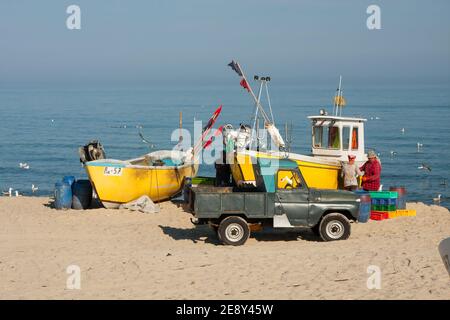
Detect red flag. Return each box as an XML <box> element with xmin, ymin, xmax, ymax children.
<box><xmin>240</xmin><ymin>79</ymin><xmax>250</xmax><ymax>92</ymax></box>
<box><xmin>203</xmin><ymin>125</ymin><xmax>224</xmax><ymax>149</ymax></box>
<box><xmin>193</xmin><ymin>105</ymin><xmax>223</xmax><ymax>155</ymax></box>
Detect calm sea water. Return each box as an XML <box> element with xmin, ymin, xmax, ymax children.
<box><xmin>1</xmin><ymin>83</ymin><xmax>449</xmax><ymax>208</ymax></box>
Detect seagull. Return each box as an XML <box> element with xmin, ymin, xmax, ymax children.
<box><xmin>138</xmin><ymin>128</ymin><xmax>155</xmax><ymax>148</ymax></box>
<box><xmin>433</xmin><ymin>194</ymin><xmax>442</xmax><ymax>204</ymax></box>
<box><xmin>15</xmin><ymin>190</ymin><xmax>21</xmax><ymax>197</ymax></box>
<box><xmin>390</xmin><ymin>150</ymin><xmax>398</xmax><ymax>157</ymax></box>
<box><xmin>401</xmin><ymin>128</ymin><xmax>405</xmax><ymax>134</ymax></box>
<box><xmin>375</xmin><ymin>116</ymin><xmax>380</xmax><ymax>120</ymax></box>
<box><xmin>31</xmin><ymin>184</ymin><xmax>39</xmax><ymax>193</ymax></box>
<box><xmin>418</xmin><ymin>163</ymin><xmax>431</xmax><ymax>171</ymax></box>
<box><xmin>2</xmin><ymin>188</ymin><xmax>13</xmax><ymax>197</ymax></box>
<box><xmin>19</xmin><ymin>163</ymin><xmax>30</xmax><ymax>170</ymax></box>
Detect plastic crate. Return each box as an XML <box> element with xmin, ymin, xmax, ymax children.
<box><xmin>371</xmin><ymin>198</ymin><xmax>381</xmax><ymax>205</ymax></box>
<box><xmin>371</xmin><ymin>198</ymin><xmax>396</xmax><ymax>205</ymax></box>
<box><xmin>191</xmin><ymin>176</ymin><xmax>216</xmax><ymax>185</ymax></box>
<box><xmin>370</xmin><ymin>211</ymin><xmax>389</xmax><ymax>221</ymax></box>
<box><xmin>369</xmin><ymin>191</ymin><xmax>398</xmax><ymax>199</ymax></box>
<box><xmin>381</xmin><ymin>198</ymin><xmax>397</xmax><ymax>205</ymax></box>
<box><xmin>396</xmin><ymin>209</ymin><xmax>416</xmax><ymax>217</ymax></box>
<box><xmin>371</xmin><ymin>204</ymin><xmax>397</xmax><ymax>212</ymax></box>
<box><xmin>388</xmin><ymin>211</ymin><xmax>398</xmax><ymax>219</ymax></box>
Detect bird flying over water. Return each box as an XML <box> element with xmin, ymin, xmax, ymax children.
<box><xmin>138</xmin><ymin>128</ymin><xmax>155</xmax><ymax>148</ymax></box>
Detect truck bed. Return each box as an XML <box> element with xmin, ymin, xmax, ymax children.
<box><xmin>191</xmin><ymin>186</ymin><xmax>275</xmax><ymax>219</ymax></box>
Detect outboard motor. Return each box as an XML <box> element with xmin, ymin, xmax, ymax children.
<box><xmin>79</xmin><ymin>140</ymin><xmax>106</xmax><ymax>164</ymax></box>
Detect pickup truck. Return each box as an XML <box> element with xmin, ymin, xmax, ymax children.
<box><xmin>187</xmin><ymin>159</ymin><xmax>361</xmax><ymax>245</ymax></box>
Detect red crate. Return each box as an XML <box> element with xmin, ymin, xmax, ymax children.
<box><xmin>370</xmin><ymin>211</ymin><xmax>389</xmax><ymax>221</ymax></box>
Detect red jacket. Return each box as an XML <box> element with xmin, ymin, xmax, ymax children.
<box><xmin>360</xmin><ymin>160</ymin><xmax>381</xmax><ymax>191</ymax></box>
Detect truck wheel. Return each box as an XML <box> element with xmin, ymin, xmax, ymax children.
<box><xmin>319</xmin><ymin>213</ymin><xmax>351</xmax><ymax>241</ymax></box>
<box><xmin>218</xmin><ymin>216</ymin><xmax>250</xmax><ymax>246</ymax></box>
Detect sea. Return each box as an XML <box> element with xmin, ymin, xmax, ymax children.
<box><xmin>1</xmin><ymin>83</ymin><xmax>449</xmax><ymax>209</ymax></box>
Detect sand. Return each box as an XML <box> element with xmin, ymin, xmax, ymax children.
<box><xmin>0</xmin><ymin>197</ymin><xmax>449</xmax><ymax>300</ymax></box>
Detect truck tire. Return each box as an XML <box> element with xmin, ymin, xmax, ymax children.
<box><xmin>218</xmin><ymin>216</ymin><xmax>250</xmax><ymax>246</ymax></box>
<box><xmin>319</xmin><ymin>213</ymin><xmax>351</xmax><ymax>241</ymax></box>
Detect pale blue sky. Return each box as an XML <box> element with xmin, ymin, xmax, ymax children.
<box><xmin>0</xmin><ymin>0</ymin><xmax>449</xmax><ymax>85</ymax></box>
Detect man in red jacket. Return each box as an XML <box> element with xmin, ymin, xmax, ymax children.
<box><xmin>360</xmin><ymin>150</ymin><xmax>382</xmax><ymax>191</ymax></box>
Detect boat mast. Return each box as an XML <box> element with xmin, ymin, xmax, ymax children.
<box><xmin>334</xmin><ymin>76</ymin><xmax>342</xmax><ymax>116</ymax></box>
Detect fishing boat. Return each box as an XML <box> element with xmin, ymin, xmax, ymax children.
<box><xmin>226</xmin><ymin>61</ymin><xmax>367</xmax><ymax>190</ymax></box>
<box><xmin>85</xmin><ymin>150</ymin><xmax>198</xmax><ymax>208</ymax></box>
<box><xmin>81</xmin><ymin>106</ymin><xmax>222</xmax><ymax>208</ymax></box>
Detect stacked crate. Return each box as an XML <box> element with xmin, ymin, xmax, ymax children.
<box><xmin>369</xmin><ymin>191</ymin><xmax>398</xmax><ymax>221</ymax></box>
<box><xmin>395</xmin><ymin>209</ymin><xmax>416</xmax><ymax>217</ymax></box>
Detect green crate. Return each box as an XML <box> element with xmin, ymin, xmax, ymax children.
<box><xmin>191</xmin><ymin>176</ymin><xmax>216</xmax><ymax>185</ymax></box>
<box><xmin>371</xmin><ymin>204</ymin><xmax>397</xmax><ymax>212</ymax></box>
<box><xmin>369</xmin><ymin>191</ymin><xmax>398</xmax><ymax>199</ymax></box>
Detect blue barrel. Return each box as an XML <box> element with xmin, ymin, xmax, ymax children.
<box><xmin>390</xmin><ymin>186</ymin><xmax>407</xmax><ymax>209</ymax></box>
<box><xmin>354</xmin><ymin>189</ymin><xmax>371</xmax><ymax>223</ymax></box>
<box><xmin>62</xmin><ymin>175</ymin><xmax>76</xmax><ymax>187</ymax></box>
<box><xmin>54</xmin><ymin>181</ymin><xmax>72</xmax><ymax>210</ymax></box>
<box><xmin>72</xmin><ymin>180</ymin><xmax>92</xmax><ymax>210</ymax></box>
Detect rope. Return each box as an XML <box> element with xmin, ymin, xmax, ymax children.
<box><xmin>265</xmin><ymin>82</ymin><xmax>275</xmax><ymax>126</ymax></box>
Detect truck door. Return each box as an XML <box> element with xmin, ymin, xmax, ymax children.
<box><xmin>274</xmin><ymin>168</ymin><xmax>309</xmax><ymax>226</ymax></box>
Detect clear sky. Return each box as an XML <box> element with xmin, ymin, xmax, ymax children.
<box><xmin>0</xmin><ymin>0</ymin><xmax>449</xmax><ymax>85</ymax></box>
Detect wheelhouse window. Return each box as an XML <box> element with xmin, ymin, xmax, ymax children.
<box><xmin>313</xmin><ymin>126</ymin><xmax>323</xmax><ymax>148</ymax></box>
<box><xmin>327</xmin><ymin>126</ymin><xmax>340</xmax><ymax>149</ymax></box>
<box><xmin>313</xmin><ymin>124</ymin><xmax>341</xmax><ymax>150</ymax></box>
<box><xmin>342</xmin><ymin>126</ymin><xmax>350</xmax><ymax>150</ymax></box>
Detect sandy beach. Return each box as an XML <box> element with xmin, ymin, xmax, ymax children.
<box><xmin>0</xmin><ymin>197</ymin><xmax>449</xmax><ymax>300</ymax></box>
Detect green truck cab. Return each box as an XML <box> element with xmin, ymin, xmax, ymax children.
<box><xmin>187</xmin><ymin>159</ymin><xmax>361</xmax><ymax>245</ymax></box>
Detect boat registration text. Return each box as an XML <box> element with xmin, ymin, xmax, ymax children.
<box><xmin>103</xmin><ymin>167</ymin><xmax>123</xmax><ymax>176</ymax></box>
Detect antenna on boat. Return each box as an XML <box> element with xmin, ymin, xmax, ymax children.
<box><xmin>252</xmin><ymin>75</ymin><xmax>275</xmax><ymax>148</ymax></box>
<box><xmin>228</xmin><ymin>60</ymin><xmax>285</xmax><ymax>150</ymax></box>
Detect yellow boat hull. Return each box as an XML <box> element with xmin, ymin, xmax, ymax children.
<box><xmin>231</xmin><ymin>151</ymin><xmax>341</xmax><ymax>190</ymax></box>
<box><xmin>85</xmin><ymin>151</ymin><xmax>198</xmax><ymax>206</ymax></box>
